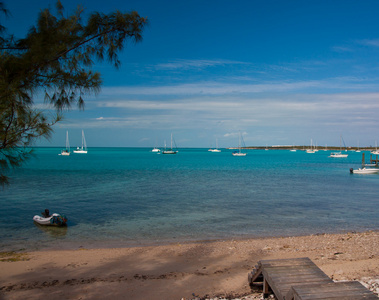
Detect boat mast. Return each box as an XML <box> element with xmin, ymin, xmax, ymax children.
<box><xmin>66</xmin><ymin>131</ymin><xmax>70</xmax><ymax>151</ymax></box>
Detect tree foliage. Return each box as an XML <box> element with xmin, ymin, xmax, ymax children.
<box><xmin>0</xmin><ymin>1</ymin><xmax>147</xmax><ymax>185</ymax></box>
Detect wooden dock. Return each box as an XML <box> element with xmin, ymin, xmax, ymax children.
<box><xmin>287</xmin><ymin>281</ymin><xmax>378</xmax><ymax>300</ymax></box>
<box><xmin>248</xmin><ymin>257</ymin><xmax>378</xmax><ymax>299</ymax></box>
<box><xmin>361</xmin><ymin>152</ymin><xmax>379</xmax><ymax>167</ymax></box>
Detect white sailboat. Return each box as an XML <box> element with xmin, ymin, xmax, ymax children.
<box><xmin>59</xmin><ymin>131</ymin><xmax>70</xmax><ymax>156</ymax></box>
<box><xmin>208</xmin><ymin>139</ymin><xmax>221</xmax><ymax>152</ymax></box>
<box><xmin>356</xmin><ymin>141</ymin><xmax>361</xmax><ymax>153</ymax></box>
<box><xmin>232</xmin><ymin>132</ymin><xmax>246</xmax><ymax>156</ymax></box>
<box><xmin>162</xmin><ymin>133</ymin><xmax>178</xmax><ymax>154</ymax></box>
<box><xmin>306</xmin><ymin>139</ymin><xmax>316</xmax><ymax>153</ymax></box>
<box><xmin>371</xmin><ymin>142</ymin><xmax>379</xmax><ymax>155</ymax></box>
<box><xmin>73</xmin><ymin>130</ymin><xmax>88</xmax><ymax>154</ymax></box>
<box><xmin>329</xmin><ymin>135</ymin><xmax>348</xmax><ymax>158</ymax></box>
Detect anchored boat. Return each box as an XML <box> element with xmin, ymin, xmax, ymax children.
<box><xmin>33</xmin><ymin>210</ymin><xmax>67</xmax><ymax>226</ymax></box>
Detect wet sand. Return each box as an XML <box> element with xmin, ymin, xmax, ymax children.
<box><xmin>0</xmin><ymin>231</ymin><xmax>378</xmax><ymax>299</ymax></box>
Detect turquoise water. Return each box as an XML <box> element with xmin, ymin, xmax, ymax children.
<box><xmin>1</xmin><ymin>148</ymin><xmax>378</xmax><ymax>251</ymax></box>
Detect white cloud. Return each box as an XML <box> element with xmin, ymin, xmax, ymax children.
<box><xmin>357</xmin><ymin>38</ymin><xmax>379</xmax><ymax>47</ymax></box>
<box><xmin>101</xmin><ymin>77</ymin><xmax>379</xmax><ymax>98</ymax></box>
<box><xmin>154</xmin><ymin>59</ymin><xmax>246</xmax><ymax>70</ymax></box>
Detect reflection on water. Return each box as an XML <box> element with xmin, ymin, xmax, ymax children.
<box><xmin>34</xmin><ymin>223</ymin><xmax>68</xmax><ymax>238</ymax></box>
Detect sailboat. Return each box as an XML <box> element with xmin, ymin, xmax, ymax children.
<box><xmin>306</xmin><ymin>139</ymin><xmax>316</xmax><ymax>153</ymax></box>
<box><xmin>208</xmin><ymin>139</ymin><xmax>221</xmax><ymax>152</ymax></box>
<box><xmin>371</xmin><ymin>142</ymin><xmax>379</xmax><ymax>155</ymax></box>
<box><xmin>232</xmin><ymin>132</ymin><xmax>247</xmax><ymax>156</ymax></box>
<box><xmin>162</xmin><ymin>133</ymin><xmax>178</xmax><ymax>154</ymax></box>
<box><xmin>73</xmin><ymin>130</ymin><xmax>88</xmax><ymax>154</ymax></box>
<box><xmin>329</xmin><ymin>135</ymin><xmax>348</xmax><ymax>158</ymax></box>
<box><xmin>356</xmin><ymin>141</ymin><xmax>361</xmax><ymax>153</ymax></box>
<box><xmin>59</xmin><ymin>131</ymin><xmax>70</xmax><ymax>156</ymax></box>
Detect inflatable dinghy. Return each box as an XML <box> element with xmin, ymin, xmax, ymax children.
<box><xmin>33</xmin><ymin>213</ymin><xmax>67</xmax><ymax>226</ymax></box>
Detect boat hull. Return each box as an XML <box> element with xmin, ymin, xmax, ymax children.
<box><xmin>73</xmin><ymin>150</ymin><xmax>87</xmax><ymax>154</ymax></box>
<box><xmin>33</xmin><ymin>213</ymin><xmax>67</xmax><ymax>226</ymax></box>
<box><xmin>350</xmin><ymin>168</ymin><xmax>379</xmax><ymax>174</ymax></box>
<box><xmin>232</xmin><ymin>152</ymin><xmax>246</xmax><ymax>156</ymax></box>
<box><xmin>329</xmin><ymin>152</ymin><xmax>348</xmax><ymax>158</ymax></box>
<box><xmin>162</xmin><ymin>150</ymin><xmax>177</xmax><ymax>154</ymax></box>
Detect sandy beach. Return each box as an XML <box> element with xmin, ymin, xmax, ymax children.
<box><xmin>0</xmin><ymin>230</ymin><xmax>378</xmax><ymax>300</ymax></box>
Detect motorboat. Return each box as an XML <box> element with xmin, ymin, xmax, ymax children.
<box><xmin>33</xmin><ymin>213</ymin><xmax>68</xmax><ymax>226</ymax></box>
<box><xmin>329</xmin><ymin>152</ymin><xmax>348</xmax><ymax>158</ymax></box>
<box><xmin>350</xmin><ymin>167</ymin><xmax>379</xmax><ymax>174</ymax></box>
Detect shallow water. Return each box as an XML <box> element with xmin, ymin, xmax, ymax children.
<box><xmin>1</xmin><ymin>148</ymin><xmax>378</xmax><ymax>250</ymax></box>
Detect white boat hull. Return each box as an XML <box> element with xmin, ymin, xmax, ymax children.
<box><xmin>329</xmin><ymin>152</ymin><xmax>348</xmax><ymax>158</ymax></box>
<box><xmin>33</xmin><ymin>213</ymin><xmax>67</xmax><ymax>226</ymax></box>
<box><xmin>209</xmin><ymin>149</ymin><xmax>221</xmax><ymax>152</ymax></box>
<box><xmin>162</xmin><ymin>150</ymin><xmax>177</xmax><ymax>154</ymax></box>
<box><xmin>350</xmin><ymin>168</ymin><xmax>379</xmax><ymax>174</ymax></box>
<box><xmin>73</xmin><ymin>150</ymin><xmax>88</xmax><ymax>154</ymax></box>
<box><xmin>232</xmin><ymin>152</ymin><xmax>246</xmax><ymax>156</ymax></box>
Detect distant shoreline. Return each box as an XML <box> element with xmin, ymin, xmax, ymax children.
<box><xmin>229</xmin><ymin>146</ymin><xmax>379</xmax><ymax>151</ymax></box>
<box><xmin>32</xmin><ymin>146</ymin><xmax>379</xmax><ymax>151</ymax></box>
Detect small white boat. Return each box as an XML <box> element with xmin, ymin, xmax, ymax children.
<box><xmin>162</xmin><ymin>133</ymin><xmax>178</xmax><ymax>154</ymax></box>
<box><xmin>232</xmin><ymin>132</ymin><xmax>246</xmax><ymax>156</ymax></box>
<box><xmin>329</xmin><ymin>152</ymin><xmax>348</xmax><ymax>158</ymax></box>
<box><xmin>73</xmin><ymin>130</ymin><xmax>88</xmax><ymax>154</ymax></box>
<box><xmin>306</xmin><ymin>139</ymin><xmax>316</xmax><ymax>153</ymax></box>
<box><xmin>232</xmin><ymin>151</ymin><xmax>247</xmax><ymax>156</ymax></box>
<box><xmin>33</xmin><ymin>213</ymin><xmax>68</xmax><ymax>226</ymax></box>
<box><xmin>330</xmin><ymin>135</ymin><xmax>348</xmax><ymax>158</ymax></box>
<box><xmin>152</xmin><ymin>147</ymin><xmax>160</xmax><ymax>152</ymax></box>
<box><xmin>209</xmin><ymin>139</ymin><xmax>221</xmax><ymax>152</ymax></box>
<box><xmin>59</xmin><ymin>131</ymin><xmax>70</xmax><ymax>156</ymax></box>
<box><xmin>350</xmin><ymin>167</ymin><xmax>379</xmax><ymax>174</ymax></box>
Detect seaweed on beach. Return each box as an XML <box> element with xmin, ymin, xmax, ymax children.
<box><xmin>0</xmin><ymin>251</ymin><xmax>30</xmax><ymax>262</ymax></box>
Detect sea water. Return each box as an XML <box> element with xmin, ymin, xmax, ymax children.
<box><xmin>0</xmin><ymin>148</ymin><xmax>378</xmax><ymax>251</ymax></box>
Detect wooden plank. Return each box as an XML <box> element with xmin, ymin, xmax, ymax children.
<box><xmin>260</xmin><ymin>257</ymin><xmax>314</xmax><ymax>267</ymax></box>
<box><xmin>250</xmin><ymin>258</ymin><xmax>378</xmax><ymax>300</ymax></box>
<box><xmin>287</xmin><ymin>281</ymin><xmax>378</xmax><ymax>300</ymax></box>
<box><xmin>262</xmin><ymin>269</ymin><xmax>331</xmax><ymax>280</ymax></box>
<box><xmin>257</xmin><ymin>258</ymin><xmax>333</xmax><ymax>300</ymax></box>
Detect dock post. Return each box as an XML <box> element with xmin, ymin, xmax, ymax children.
<box><xmin>362</xmin><ymin>152</ymin><xmax>365</xmax><ymax>168</ymax></box>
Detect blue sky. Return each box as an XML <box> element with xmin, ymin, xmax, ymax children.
<box><xmin>4</xmin><ymin>0</ymin><xmax>379</xmax><ymax>148</ymax></box>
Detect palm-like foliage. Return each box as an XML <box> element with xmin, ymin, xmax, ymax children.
<box><xmin>0</xmin><ymin>1</ymin><xmax>147</xmax><ymax>185</ymax></box>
